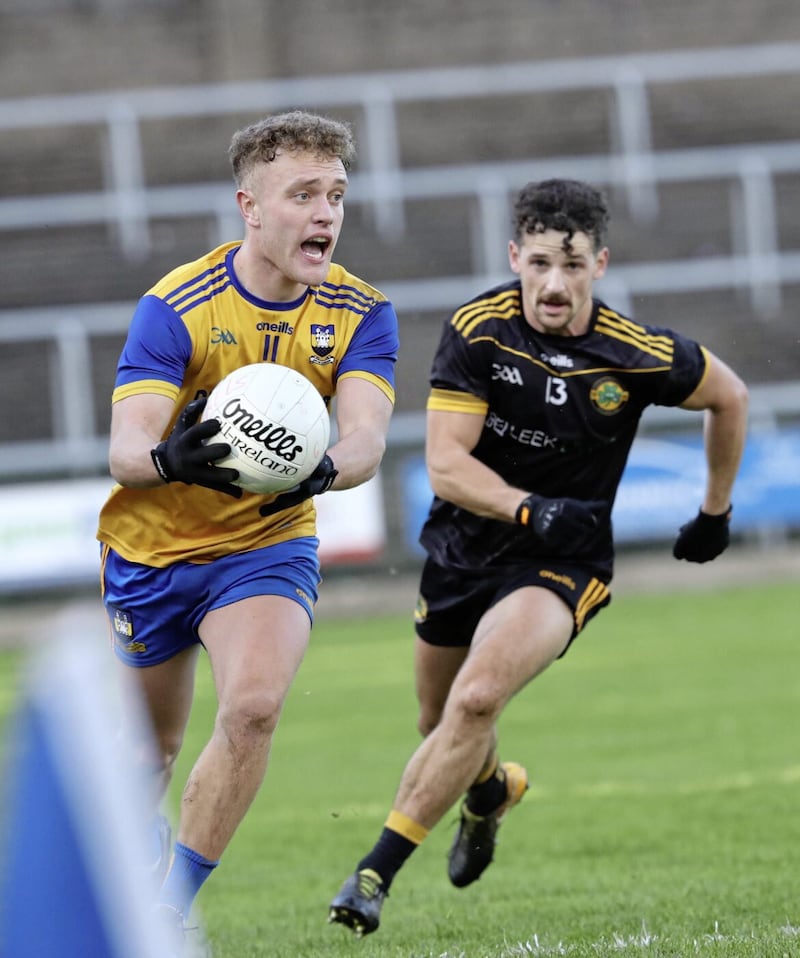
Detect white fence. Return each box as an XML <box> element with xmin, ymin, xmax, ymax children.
<box><xmin>3</xmin><ymin>40</ymin><xmax>799</xmax><ymax>240</ymax></box>
<box><xmin>1</xmin><ymin>43</ymin><xmax>800</xmax><ymax>479</ymax></box>
<box><xmin>2</xmin><ymin>43</ymin><xmax>799</xmax><ymax>296</ymax></box>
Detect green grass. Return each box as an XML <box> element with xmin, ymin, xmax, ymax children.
<box><xmin>2</xmin><ymin>580</ymin><xmax>799</xmax><ymax>956</ymax></box>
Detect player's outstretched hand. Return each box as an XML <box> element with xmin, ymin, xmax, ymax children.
<box><xmin>259</xmin><ymin>454</ymin><xmax>338</xmax><ymax>517</ymax></box>
<box><xmin>516</xmin><ymin>494</ymin><xmax>606</xmax><ymax>550</ymax></box>
<box><xmin>151</xmin><ymin>396</ymin><xmax>242</xmax><ymax>497</ymax></box>
<box><xmin>672</xmin><ymin>506</ymin><xmax>732</xmax><ymax>563</ymax></box>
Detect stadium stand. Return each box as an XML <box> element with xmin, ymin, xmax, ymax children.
<box><xmin>0</xmin><ymin>2</ymin><xmax>798</xmax><ymax>571</ymax></box>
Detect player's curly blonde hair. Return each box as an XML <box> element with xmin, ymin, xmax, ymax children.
<box><xmin>228</xmin><ymin>110</ymin><xmax>356</xmax><ymax>186</ymax></box>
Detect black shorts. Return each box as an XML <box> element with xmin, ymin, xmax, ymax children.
<box><xmin>414</xmin><ymin>556</ymin><xmax>612</xmax><ymax>655</ymax></box>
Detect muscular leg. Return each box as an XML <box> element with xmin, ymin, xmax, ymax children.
<box><xmin>178</xmin><ymin>594</ymin><xmax>310</xmax><ymax>860</ymax></box>
<box><xmin>394</xmin><ymin>585</ymin><xmax>573</xmax><ymax>829</ymax></box>
<box><xmin>117</xmin><ymin>644</ymin><xmax>200</xmax><ymax>805</ymax></box>
<box><xmin>329</xmin><ymin>586</ymin><xmax>574</xmax><ymax>932</ymax></box>
<box><xmin>414</xmin><ymin>641</ymin><xmax>467</xmax><ymax>737</ymax></box>
<box><xmin>414</xmin><ymin>639</ymin><xmax>499</xmax><ymax>783</ymax></box>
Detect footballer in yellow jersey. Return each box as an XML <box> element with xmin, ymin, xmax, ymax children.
<box><xmin>98</xmin><ymin>242</ymin><xmax>398</xmax><ymax>567</ymax></box>
<box><xmin>97</xmin><ymin>111</ymin><xmax>399</xmax><ymax>932</ymax></box>
<box><xmin>329</xmin><ymin>178</ymin><xmax>747</xmax><ymax>937</ymax></box>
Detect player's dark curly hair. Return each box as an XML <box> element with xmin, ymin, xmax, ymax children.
<box><xmin>229</xmin><ymin>110</ymin><xmax>356</xmax><ymax>186</ymax></box>
<box><xmin>512</xmin><ymin>178</ymin><xmax>609</xmax><ymax>252</ymax></box>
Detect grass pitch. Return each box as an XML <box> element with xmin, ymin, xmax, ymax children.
<box><xmin>2</xmin><ymin>577</ymin><xmax>799</xmax><ymax>956</ymax></box>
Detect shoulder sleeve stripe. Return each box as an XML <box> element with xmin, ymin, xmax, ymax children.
<box><xmin>162</xmin><ymin>262</ymin><xmax>228</xmax><ymax>307</ymax></box>
<box><xmin>452</xmin><ymin>289</ymin><xmax>520</xmax><ymax>336</ymax></box>
<box><xmin>427</xmin><ymin>388</ymin><xmax>488</xmax><ymax>416</ymax></box>
<box><xmin>314</xmin><ymin>293</ymin><xmax>375</xmax><ymax>316</ymax></box>
<box><xmin>328</xmin><ymin>280</ymin><xmax>384</xmax><ymax>302</ymax></box>
<box><xmin>112</xmin><ymin>379</ymin><xmax>180</xmax><ymax>403</ymax></box>
<box><xmin>597</xmin><ymin>306</ymin><xmax>673</xmax><ymax>346</ymax></box>
<box><xmin>173</xmin><ymin>277</ymin><xmax>233</xmax><ymax>317</ymax></box>
<box><xmin>595</xmin><ymin>308</ymin><xmax>674</xmax><ymax>362</ymax></box>
<box><xmin>315</xmin><ymin>282</ymin><xmax>383</xmax><ymax>311</ymax></box>
<box><xmin>336</xmin><ymin>370</ymin><xmax>396</xmax><ymax>405</ymax></box>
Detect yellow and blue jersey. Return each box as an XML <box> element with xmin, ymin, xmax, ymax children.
<box><xmin>97</xmin><ymin>242</ymin><xmax>399</xmax><ymax>567</ymax></box>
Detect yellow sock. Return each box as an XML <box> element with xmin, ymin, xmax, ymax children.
<box><xmin>385</xmin><ymin>809</ymin><xmax>429</xmax><ymax>845</ymax></box>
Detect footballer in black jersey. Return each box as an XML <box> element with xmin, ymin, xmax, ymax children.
<box><xmin>329</xmin><ymin>178</ymin><xmax>748</xmax><ymax>938</ymax></box>
<box><xmin>421</xmin><ymin>285</ymin><xmax>707</xmax><ymax>575</ymax></box>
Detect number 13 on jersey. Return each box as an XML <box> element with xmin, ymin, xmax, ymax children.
<box><xmin>545</xmin><ymin>376</ymin><xmax>567</xmax><ymax>405</ymax></box>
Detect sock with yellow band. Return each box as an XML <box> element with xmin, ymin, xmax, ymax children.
<box><xmin>465</xmin><ymin>760</ymin><xmax>508</xmax><ymax>816</ymax></box>
<box><xmin>356</xmin><ymin>810</ymin><xmax>429</xmax><ymax>891</ymax></box>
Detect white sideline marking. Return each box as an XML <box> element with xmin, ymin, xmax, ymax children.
<box><xmin>432</xmin><ymin>919</ymin><xmax>800</xmax><ymax>956</ymax></box>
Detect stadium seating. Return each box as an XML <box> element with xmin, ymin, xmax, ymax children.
<box><xmin>0</xmin><ymin>29</ymin><xmax>798</xmax><ymax>569</ymax></box>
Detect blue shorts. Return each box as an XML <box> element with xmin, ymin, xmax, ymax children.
<box><xmin>101</xmin><ymin>538</ymin><xmax>321</xmax><ymax>667</ymax></box>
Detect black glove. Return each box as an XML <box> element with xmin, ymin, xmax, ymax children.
<box><xmin>673</xmin><ymin>505</ymin><xmax>732</xmax><ymax>563</ymax></box>
<box><xmin>150</xmin><ymin>396</ymin><xmax>242</xmax><ymax>498</ymax></box>
<box><xmin>259</xmin><ymin>454</ymin><xmax>338</xmax><ymax>517</ymax></box>
<box><xmin>515</xmin><ymin>493</ymin><xmax>606</xmax><ymax>550</ymax></box>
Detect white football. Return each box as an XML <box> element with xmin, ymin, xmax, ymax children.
<box><xmin>203</xmin><ymin>363</ymin><xmax>330</xmax><ymax>494</ymax></box>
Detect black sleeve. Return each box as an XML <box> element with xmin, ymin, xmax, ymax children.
<box><xmin>654</xmin><ymin>331</ymin><xmax>708</xmax><ymax>407</ymax></box>
<box><xmin>429</xmin><ymin>318</ymin><xmax>490</xmax><ymax>399</ymax></box>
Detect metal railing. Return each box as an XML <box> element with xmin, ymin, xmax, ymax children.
<box><xmin>2</xmin><ymin>43</ymin><xmax>800</xmax><ymax>478</ymax></box>
<box><xmin>1</xmin><ymin>289</ymin><xmax>799</xmax><ymax>479</ymax></box>
<box><xmin>2</xmin><ymin>41</ymin><xmax>799</xmax><ymax>243</ymax></box>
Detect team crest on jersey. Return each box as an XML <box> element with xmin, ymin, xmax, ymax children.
<box><xmin>413</xmin><ymin>595</ymin><xmax>428</xmax><ymax>624</ymax></box>
<box><xmin>590</xmin><ymin>377</ymin><xmax>629</xmax><ymax>415</ymax></box>
<box><xmin>310</xmin><ymin>324</ymin><xmax>335</xmax><ymax>365</ymax></box>
<box><xmin>110</xmin><ymin>607</ymin><xmax>146</xmax><ymax>654</ymax></box>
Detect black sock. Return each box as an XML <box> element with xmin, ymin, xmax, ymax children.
<box><xmin>357</xmin><ymin>827</ymin><xmax>418</xmax><ymax>892</ymax></box>
<box><xmin>465</xmin><ymin>764</ymin><xmax>507</xmax><ymax>816</ymax></box>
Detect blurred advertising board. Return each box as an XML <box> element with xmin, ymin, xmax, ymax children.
<box><xmin>401</xmin><ymin>427</ymin><xmax>800</xmax><ymax>554</ymax></box>
<box><xmin>0</xmin><ymin>474</ymin><xmax>385</xmax><ymax>593</ymax></box>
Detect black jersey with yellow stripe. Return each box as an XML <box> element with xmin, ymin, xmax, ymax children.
<box><xmin>420</xmin><ymin>280</ymin><xmax>707</xmax><ymax>572</ymax></box>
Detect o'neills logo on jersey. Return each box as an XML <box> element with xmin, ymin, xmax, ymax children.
<box><xmin>590</xmin><ymin>377</ymin><xmax>629</xmax><ymax>415</ymax></box>
<box><xmin>310</xmin><ymin>323</ymin><xmax>335</xmax><ymax>365</ymax></box>
<box><xmin>256</xmin><ymin>320</ymin><xmax>295</xmax><ymax>333</ymax></box>
<box><xmin>539</xmin><ymin>569</ymin><xmax>577</xmax><ymax>591</ymax></box>
<box><xmin>540</xmin><ymin>352</ymin><xmax>574</xmax><ymax>369</ymax></box>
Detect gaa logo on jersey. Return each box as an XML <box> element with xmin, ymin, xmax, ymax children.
<box><xmin>590</xmin><ymin>376</ymin><xmax>629</xmax><ymax>415</ymax></box>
